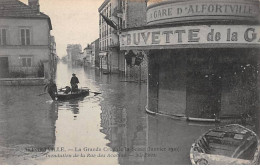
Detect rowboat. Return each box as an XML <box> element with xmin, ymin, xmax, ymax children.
<box><xmin>55</xmin><ymin>88</ymin><xmax>90</xmax><ymax>101</ymax></box>
<box><xmin>190</xmin><ymin>124</ymin><xmax>260</xmax><ymax>165</ymax></box>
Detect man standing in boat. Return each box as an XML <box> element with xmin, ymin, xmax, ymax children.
<box><xmin>70</xmin><ymin>73</ymin><xmax>79</xmax><ymax>93</ymax></box>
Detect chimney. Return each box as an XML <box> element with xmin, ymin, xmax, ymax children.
<box><xmin>28</xmin><ymin>0</ymin><xmax>40</xmax><ymax>13</ymax></box>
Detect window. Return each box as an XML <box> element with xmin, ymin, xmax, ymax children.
<box><xmin>109</xmin><ymin>4</ymin><xmax>111</xmax><ymax>17</ymax></box>
<box><xmin>21</xmin><ymin>56</ymin><xmax>32</xmax><ymax>67</ymax></box>
<box><xmin>21</xmin><ymin>28</ymin><xmax>30</xmax><ymax>45</ymax></box>
<box><xmin>123</xmin><ymin>20</ymin><xmax>126</xmax><ymax>29</ymax></box>
<box><xmin>119</xmin><ymin>18</ymin><xmax>122</xmax><ymax>28</ymax></box>
<box><xmin>0</xmin><ymin>29</ymin><xmax>7</xmax><ymax>45</ymax></box>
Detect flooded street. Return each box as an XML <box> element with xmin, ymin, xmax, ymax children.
<box><xmin>0</xmin><ymin>62</ymin><xmax>218</xmax><ymax>165</ymax></box>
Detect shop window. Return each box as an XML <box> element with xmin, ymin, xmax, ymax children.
<box><xmin>0</xmin><ymin>28</ymin><xmax>7</xmax><ymax>45</ymax></box>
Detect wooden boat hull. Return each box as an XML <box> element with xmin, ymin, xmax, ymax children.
<box><xmin>190</xmin><ymin>124</ymin><xmax>260</xmax><ymax>165</ymax></box>
<box><xmin>55</xmin><ymin>89</ymin><xmax>89</xmax><ymax>101</ymax></box>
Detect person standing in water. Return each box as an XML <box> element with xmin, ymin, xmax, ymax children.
<box><xmin>70</xmin><ymin>73</ymin><xmax>79</xmax><ymax>93</ymax></box>
<box><xmin>44</xmin><ymin>78</ymin><xmax>57</xmax><ymax>100</ymax></box>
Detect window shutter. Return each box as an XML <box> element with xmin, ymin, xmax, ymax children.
<box><xmin>26</xmin><ymin>29</ymin><xmax>30</xmax><ymax>45</ymax></box>
<box><xmin>27</xmin><ymin>58</ymin><xmax>32</xmax><ymax>67</ymax></box>
<box><xmin>0</xmin><ymin>30</ymin><xmax>2</xmax><ymax>45</ymax></box>
<box><xmin>22</xmin><ymin>58</ymin><xmax>26</xmax><ymax>66</ymax></box>
<box><xmin>21</xmin><ymin>29</ymin><xmax>25</xmax><ymax>45</ymax></box>
<box><xmin>2</xmin><ymin>29</ymin><xmax>7</xmax><ymax>45</ymax></box>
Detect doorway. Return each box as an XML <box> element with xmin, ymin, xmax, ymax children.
<box><xmin>0</xmin><ymin>57</ymin><xmax>9</xmax><ymax>78</ymax></box>
<box><xmin>158</xmin><ymin>50</ymin><xmax>187</xmax><ymax>116</ymax></box>
<box><xmin>186</xmin><ymin>49</ymin><xmax>222</xmax><ymax>119</ymax></box>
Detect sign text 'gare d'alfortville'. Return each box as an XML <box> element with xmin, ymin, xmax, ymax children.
<box><xmin>120</xmin><ymin>25</ymin><xmax>260</xmax><ymax>50</ymax></box>
<box><xmin>147</xmin><ymin>0</ymin><xmax>259</xmax><ymax>24</ymax></box>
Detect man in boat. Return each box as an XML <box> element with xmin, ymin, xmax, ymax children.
<box><xmin>44</xmin><ymin>78</ymin><xmax>57</xmax><ymax>100</ymax></box>
<box><xmin>70</xmin><ymin>73</ymin><xmax>79</xmax><ymax>93</ymax></box>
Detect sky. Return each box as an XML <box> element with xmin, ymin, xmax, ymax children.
<box><xmin>21</xmin><ymin>0</ymin><xmax>104</xmax><ymax>57</ymax></box>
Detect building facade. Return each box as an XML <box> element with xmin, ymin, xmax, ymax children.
<box><xmin>83</xmin><ymin>44</ymin><xmax>92</xmax><ymax>67</ymax></box>
<box><xmin>66</xmin><ymin>44</ymin><xmax>83</xmax><ymax>66</ymax></box>
<box><xmin>98</xmin><ymin>0</ymin><xmax>147</xmax><ymax>74</ymax></box>
<box><xmin>50</xmin><ymin>35</ymin><xmax>58</xmax><ymax>77</ymax></box>
<box><xmin>0</xmin><ymin>0</ymin><xmax>53</xmax><ymax>79</ymax></box>
<box><xmin>91</xmin><ymin>38</ymin><xmax>100</xmax><ymax>67</ymax></box>
<box><xmin>120</xmin><ymin>0</ymin><xmax>260</xmax><ymax>122</ymax></box>
<box><xmin>98</xmin><ymin>0</ymin><xmax>120</xmax><ymax>73</ymax></box>
<box><xmin>120</xmin><ymin>0</ymin><xmax>148</xmax><ymax>81</ymax></box>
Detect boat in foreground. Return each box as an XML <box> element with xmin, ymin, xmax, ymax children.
<box><xmin>55</xmin><ymin>88</ymin><xmax>89</xmax><ymax>101</ymax></box>
<box><xmin>190</xmin><ymin>124</ymin><xmax>260</xmax><ymax>165</ymax></box>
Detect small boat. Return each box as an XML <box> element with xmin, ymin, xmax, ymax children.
<box><xmin>190</xmin><ymin>124</ymin><xmax>260</xmax><ymax>165</ymax></box>
<box><xmin>55</xmin><ymin>88</ymin><xmax>90</xmax><ymax>101</ymax></box>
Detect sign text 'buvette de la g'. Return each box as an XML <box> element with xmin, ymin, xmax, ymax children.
<box><xmin>120</xmin><ymin>25</ymin><xmax>260</xmax><ymax>50</ymax></box>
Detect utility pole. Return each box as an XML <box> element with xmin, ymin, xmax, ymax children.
<box><xmin>257</xmin><ymin>60</ymin><xmax>260</xmax><ymax>136</ymax></box>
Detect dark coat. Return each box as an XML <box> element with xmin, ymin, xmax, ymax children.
<box><xmin>70</xmin><ymin>76</ymin><xmax>79</xmax><ymax>85</ymax></box>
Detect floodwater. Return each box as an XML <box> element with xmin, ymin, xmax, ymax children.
<box><xmin>0</xmin><ymin>62</ymin><xmax>219</xmax><ymax>165</ymax></box>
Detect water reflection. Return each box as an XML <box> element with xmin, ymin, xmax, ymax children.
<box><xmin>1</xmin><ymin>62</ymin><xmax>255</xmax><ymax>165</ymax></box>
<box><xmin>0</xmin><ymin>86</ymin><xmax>58</xmax><ymax>164</ymax></box>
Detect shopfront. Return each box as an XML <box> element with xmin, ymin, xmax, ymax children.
<box><xmin>120</xmin><ymin>0</ymin><xmax>260</xmax><ymax>121</ymax></box>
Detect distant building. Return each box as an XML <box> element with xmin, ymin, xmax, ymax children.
<box><xmin>50</xmin><ymin>36</ymin><xmax>58</xmax><ymax>76</ymax></box>
<box><xmin>0</xmin><ymin>0</ymin><xmax>53</xmax><ymax>79</ymax></box>
<box><xmin>83</xmin><ymin>44</ymin><xmax>92</xmax><ymax>67</ymax></box>
<box><xmin>66</xmin><ymin>44</ymin><xmax>82</xmax><ymax>66</ymax></box>
<box><xmin>91</xmin><ymin>38</ymin><xmax>100</xmax><ymax>67</ymax></box>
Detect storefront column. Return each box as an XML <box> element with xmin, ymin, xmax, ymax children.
<box><xmin>257</xmin><ymin>52</ymin><xmax>260</xmax><ymax>136</ymax></box>
<box><xmin>147</xmin><ymin>50</ymin><xmax>160</xmax><ymax>113</ymax></box>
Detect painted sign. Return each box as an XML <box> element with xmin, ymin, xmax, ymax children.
<box><xmin>147</xmin><ymin>0</ymin><xmax>260</xmax><ymax>25</ymax></box>
<box><xmin>120</xmin><ymin>25</ymin><xmax>260</xmax><ymax>50</ymax></box>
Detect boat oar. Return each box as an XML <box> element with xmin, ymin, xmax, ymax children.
<box><xmin>81</xmin><ymin>87</ymin><xmax>101</xmax><ymax>95</ymax></box>
<box><xmin>38</xmin><ymin>92</ymin><xmax>48</xmax><ymax>96</ymax></box>
<box><xmin>91</xmin><ymin>91</ymin><xmax>102</xmax><ymax>95</ymax></box>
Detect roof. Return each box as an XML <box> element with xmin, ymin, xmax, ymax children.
<box><xmin>98</xmin><ymin>0</ymin><xmax>110</xmax><ymax>12</ymax></box>
<box><xmin>0</xmin><ymin>0</ymin><xmax>52</xmax><ymax>30</ymax></box>
<box><xmin>84</xmin><ymin>44</ymin><xmax>92</xmax><ymax>50</ymax></box>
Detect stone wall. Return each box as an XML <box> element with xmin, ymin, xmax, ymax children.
<box><xmin>0</xmin><ymin>78</ymin><xmax>45</xmax><ymax>86</ymax></box>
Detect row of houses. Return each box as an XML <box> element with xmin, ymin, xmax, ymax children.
<box><xmin>66</xmin><ymin>0</ymin><xmax>148</xmax><ymax>82</ymax></box>
<box><xmin>0</xmin><ymin>0</ymin><xmax>57</xmax><ymax>85</ymax></box>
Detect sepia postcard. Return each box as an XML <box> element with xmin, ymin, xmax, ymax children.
<box><xmin>0</xmin><ymin>0</ymin><xmax>260</xmax><ymax>165</ymax></box>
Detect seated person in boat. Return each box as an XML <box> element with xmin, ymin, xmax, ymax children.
<box><xmin>44</xmin><ymin>78</ymin><xmax>57</xmax><ymax>100</ymax></box>
<box><xmin>64</xmin><ymin>86</ymin><xmax>71</xmax><ymax>94</ymax></box>
<box><xmin>70</xmin><ymin>73</ymin><xmax>79</xmax><ymax>93</ymax></box>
